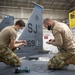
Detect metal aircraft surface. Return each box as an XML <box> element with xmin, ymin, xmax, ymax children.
<box><xmin>0</xmin><ymin>15</ymin><xmax>14</xmax><ymax>31</ymax></box>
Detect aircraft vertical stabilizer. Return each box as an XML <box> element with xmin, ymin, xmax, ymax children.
<box><xmin>0</xmin><ymin>15</ymin><xmax>14</xmax><ymax>31</ymax></box>
<box><xmin>16</xmin><ymin>2</ymin><xmax>44</xmax><ymax>57</ymax></box>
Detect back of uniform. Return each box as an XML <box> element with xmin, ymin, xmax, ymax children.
<box><xmin>0</xmin><ymin>26</ymin><xmax>17</xmax><ymax>47</ymax></box>
<box><xmin>52</xmin><ymin>21</ymin><xmax>75</xmax><ymax>51</ymax></box>
<box><xmin>48</xmin><ymin>21</ymin><xmax>75</xmax><ymax>69</ymax></box>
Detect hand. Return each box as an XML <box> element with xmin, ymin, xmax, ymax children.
<box><xmin>46</xmin><ymin>41</ymin><xmax>51</xmax><ymax>44</ymax></box>
<box><xmin>17</xmin><ymin>40</ymin><xmax>27</xmax><ymax>46</ymax></box>
<box><xmin>46</xmin><ymin>39</ymin><xmax>55</xmax><ymax>44</ymax></box>
<box><xmin>20</xmin><ymin>43</ymin><xmax>26</xmax><ymax>46</ymax></box>
<box><xmin>21</xmin><ymin>40</ymin><xmax>27</xmax><ymax>46</ymax></box>
<box><xmin>22</xmin><ymin>40</ymin><xmax>27</xmax><ymax>45</ymax></box>
<box><xmin>22</xmin><ymin>40</ymin><xmax>26</xmax><ymax>43</ymax></box>
<box><xmin>49</xmin><ymin>39</ymin><xmax>55</xmax><ymax>42</ymax></box>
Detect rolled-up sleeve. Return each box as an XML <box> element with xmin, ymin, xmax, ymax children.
<box><xmin>52</xmin><ymin>29</ymin><xmax>63</xmax><ymax>47</ymax></box>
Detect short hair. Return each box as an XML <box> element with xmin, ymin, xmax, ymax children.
<box><xmin>15</xmin><ymin>19</ymin><xmax>25</xmax><ymax>27</ymax></box>
<box><xmin>43</xmin><ymin>18</ymin><xmax>52</xmax><ymax>24</ymax></box>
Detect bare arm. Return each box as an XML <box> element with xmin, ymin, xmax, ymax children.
<box><xmin>16</xmin><ymin>40</ymin><xmax>26</xmax><ymax>43</ymax></box>
<box><xmin>10</xmin><ymin>39</ymin><xmax>26</xmax><ymax>49</ymax></box>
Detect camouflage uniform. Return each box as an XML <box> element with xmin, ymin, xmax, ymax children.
<box><xmin>0</xmin><ymin>26</ymin><xmax>21</xmax><ymax>67</ymax></box>
<box><xmin>47</xmin><ymin>51</ymin><xmax>75</xmax><ymax>69</ymax></box>
<box><xmin>48</xmin><ymin>21</ymin><xmax>75</xmax><ymax>69</ymax></box>
<box><xmin>0</xmin><ymin>47</ymin><xmax>21</xmax><ymax>67</ymax></box>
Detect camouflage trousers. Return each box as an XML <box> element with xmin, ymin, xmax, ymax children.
<box><xmin>0</xmin><ymin>47</ymin><xmax>21</xmax><ymax>67</ymax></box>
<box><xmin>47</xmin><ymin>51</ymin><xmax>75</xmax><ymax>69</ymax></box>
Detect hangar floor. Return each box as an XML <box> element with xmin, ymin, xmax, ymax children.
<box><xmin>0</xmin><ymin>53</ymin><xmax>75</xmax><ymax>75</ymax></box>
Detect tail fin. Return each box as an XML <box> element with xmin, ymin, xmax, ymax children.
<box><xmin>16</xmin><ymin>2</ymin><xmax>44</xmax><ymax>57</ymax></box>
<box><xmin>0</xmin><ymin>15</ymin><xmax>14</xmax><ymax>31</ymax></box>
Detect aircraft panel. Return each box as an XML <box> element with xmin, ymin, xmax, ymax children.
<box><xmin>0</xmin><ymin>15</ymin><xmax>14</xmax><ymax>31</ymax></box>
<box><xmin>15</xmin><ymin>2</ymin><xmax>44</xmax><ymax>56</ymax></box>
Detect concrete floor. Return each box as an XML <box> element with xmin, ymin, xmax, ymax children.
<box><xmin>0</xmin><ymin>53</ymin><xmax>75</xmax><ymax>75</ymax></box>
